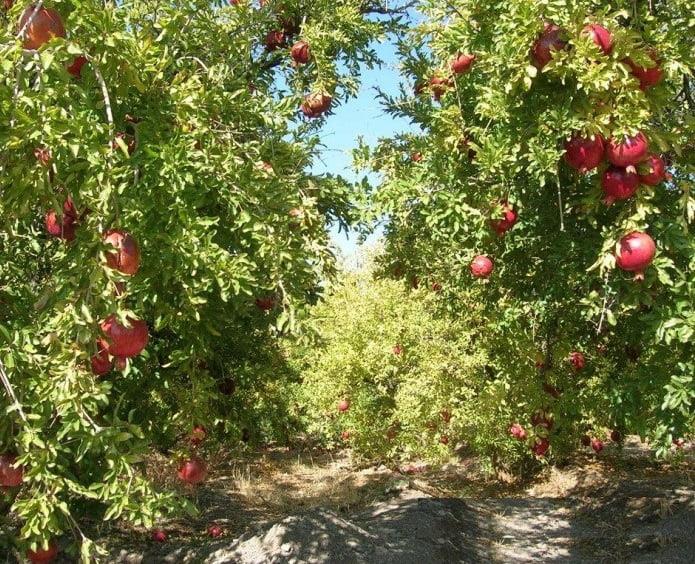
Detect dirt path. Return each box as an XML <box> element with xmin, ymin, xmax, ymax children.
<box><xmin>106</xmin><ymin>439</ymin><xmax>694</xmax><ymax>563</ymax></box>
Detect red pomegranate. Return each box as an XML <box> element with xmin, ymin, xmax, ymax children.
<box><xmin>178</xmin><ymin>457</ymin><xmax>208</xmax><ymax>485</ymax></box>
<box><xmin>568</xmin><ymin>351</ymin><xmax>586</xmax><ymax>371</ymax></box>
<box><xmin>190</xmin><ymin>425</ymin><xmax>207</xmax><ymax>447</ymax></box>
<box><xmin>605</xmin><ymin>133</ymin><xmax>649</xmax><ymax>167</ymax></box>
<box><xmin>429</xmin><ymin>75</ymin><xmax>451</xmax><ymax>101</ymax></box>
<box><xmin>591</xmin><ymin>438</ymin><xmax>604</xmax><ymax>453</ymax></box>
<box><xmin>583</xmin><ymin>24</ymin><xmax>613</xmax><ymax>55</ymax></box>
<box><xmin>624</xmin><ymin>53</ymin><xmax>663</xmax><ymax>90</ymax></box>
<box><xmin>439</xmin><ymin>435</ymin><xmax>450</xmax><ymax>446</ymax></box>
<box><xmin>265</xmin><ymin>29</ymin><xmax>286</xmax><ymax>51</ymax></box>
<box><xmin>610</xmin><ymin>430</ymin><xmax>622</xmax><ymax>442</ymax></box>
<box><xmin>392</xmin><ymin>344</ymin><xmax>403</xmax><ymax>356</ymax></box>
<box><xmin>100</xmin><ymin>315</ymin><xmax>149</xmax><ymax>358</ymax></box>
<box><xmin>255</xmin><ymin>296</ymin><xmax>275</xmax><ymax>311</ymax></box>
<box><xmin>67</xmin><ymin>56</ymin><xmax>88</xmax><ymax>78</ymax></box>
<box><xmin>638</xmin><ymin>154</ymin><xmax>666</xmax><ymax>186</ymax></box>
<box><xmin>490</xmin><ymin>201</ymin><xmax>518</xmax><ymax>236</ymax></box>
<box><xmin>300</xmin><ymin>92</ymin><xmax>332</xmax><ymax>118</ymax></box>
<box><xmin>338</xmin><ymin>399</ymin><xmax>350</xmax><ymax>413</ymax></box>
<box><xmin>19</xmin><ymin>6</ymin><xmax>65</xmax><ymax>50</ymax></box>
<box><xmin>601</xmin><ymin>166</ymin><xmax>639</xmax><ymax>205</ymax></box>
<box><xmin>208</xmin><ymin>525</ymin><xmax>224</xmax><ymax>538</ymax></box>
<box><xmin>508</xmin><ymin>423</ymin><xmax>527</xmax><ymax>441</ymax></box>
<box><xmin>26</xmin><ymin>541</ymin><xmax>58</xmax><ymax>564</ymax></box>
<box><xmin>411</xmin><ymin>152</ymin><xmax>423</xmax><ymax>163</ymax></box>
<box><xmin>34</xmin><ymin>146</ymin><xmax>52</xmax><ymax>167</ymax></box>
<box><xmin>151</xmin><ymin>529</ymin><xmax>167</xmax><ymax>543</ymax></box>
<box><xmin>290</xmin><ymin>40</ymin><xmax>310</xmax><ymax>64</ymax></box>
<box><xmin>470</xmin><ymin>255</ymin><xmax>493</xmax><ymax>279</ymax></box>
<box><xmin>0</xmin><ymin>454</ymin><xmax>24</xmax><ymax>487</ymax></box>
<box><xmin>340</xmin><ymin>430</ymin><xmax>351</xmax><ymax>441</ymax></box>
<box><xmin>104</xmin><ymin>229</ymin><xmax>141</xmax><ymax>275</ymax></box>
<box><xmin>615</xmin><ymin>231</ymin><xmax>656</xmax><ymax>280</ymax></box>
<box><xmin>45</xmin><ymin>198</ymin><xmax>78</xmax><ymax>242</ymax></box>
<box><xmin>530</xmin><ymin>23</ymin><xmax>567</xmax><ymax>69</ymax></box>
<box><xmin>90</xmin><ymin>339</ymin><xmax>112</xmax><ymax>376</ymax></box>
<box><xmin>580</xmin><ymin>435</ymin><xmax>591</xmax><ymax>447</ymax></box>
<box><xmin>450</xmin><ymin>53</ymin><xmax>475</xmax><ymax>74</ymax></box>
<box><xmin>563</xmin><ymin>134</ymin><xmax>605</xmax><ymax>173</ymax></box>
<box><xmin>532</xmin><ymin>438</ymin><xmax>550</xmax><ymax>457</ymax></box>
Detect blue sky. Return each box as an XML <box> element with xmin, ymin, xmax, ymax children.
<box><xmin>311</xmin><ymin>39</ymin><xmax>416</xmax><ymax>258</ymax></box>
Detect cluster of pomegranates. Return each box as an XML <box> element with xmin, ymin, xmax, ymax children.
<box><xmin>417</xmin><ymin>50</ymin><xmax>476</xmax><ymax>101</ymax></box>
<box><xmin>509</xmin><ymin>411</ymin><xmax>555</xmax><ymax>457</ymax></box>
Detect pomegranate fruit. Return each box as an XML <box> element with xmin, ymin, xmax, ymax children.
<box><xmin>392</xmin><ymin>344</ymin><xmax>403</xmax><ymax>356</ymax></box>
<box><xmin>90</xmin><ymin>339</ymin><xmax>112</xmax><ymax>376</ymax></box>
<box><xmin>450</xmin><ymin>53</ymin><xmax>475</xmax><ymax>74</ymax></box>
<box><xmin>26</xmin><ymin>541</ymin><xmax>58</xmax><ymax>564</ymax></box>
<box><xmin>439</xmin><ymin>435</ymin><xmax>450</xmax><ymax>445</ymax></box>
<box><xmin>470</xmin><ymin>255</ymin><xmax>493</xmax><ymax>279</ymax></box>
<box><xmin>45</xmin><ymin>198</ymin><xmax>78</xmax><ymax>242</ymax></box>
<box><xmin>255</xmin><ymin>296</ymin><xmax>275</xmax><ymax>311</ymax></box>
<box><xmin>290</xmin><ymin>40</ymin><xmax>310</xmax><ymax>64</ymax></box>
<box><xmin>624</xmin><ymin>53</ymin><xmax>663</xmax><ymax>90</ymax></box>
<box><xmin>489</xmin><ymin>201</ymin><xmax>518</xmax><ymax>236</ymax></box>
<box><xmin>340</xmin><ymin>430</ymin><xmax>351</xmax><ymax>441</ymax></box>
<box><xmin>300</xmin><ymin>92</ymin><xmax>332</xmax><ymax>118</ymax></box>
<box><xmin>19</xmin><ymin>5</ymin><xmax>65</xmax><ymax>50</ymax></box>
<box><xmin>532</xmin><ymin>438</ymin><xmax>550</xmax><ymax>457</ymax></box>
<box><xmin>100</xmin><ymin>315</ymin><xmax>149</xmax><ymax>358</ymax></box>
<box><xmin>583</xmin><ymin>24</ymin><xmax>613</xmax><ymax>55</ymax></box>
<box><xmin>67</xmin><ymin>56</ymin><xmax>88</xmax><ymax>78</ymax></box>
<box><xmin>208</xmin><ymin>525</ymin><xmax>223</xmax><ymax>538</ymax></box>
<box><xmin>605</xmin><ymin>133</ymin><xmax>649</xmax><ymax>167</ymax></box>
<box><xmin>104</xmin><ymin>229</ymin><xmax>140</xmax><ymax>275</ymax></box>
<box><xmin>591</xmin><ymin>438</ymin><xmax>604</xmax><ymax>453</ymax></box>
<box><xmin>151</xmin><ymin>529</ymin><xmax>167</xmax><ymax>542</ymax></box>
<box><xmin>601</xmin><ymin>166</ymin><xmax>640</xmax><ymax>205</ymax></box>
<box><xmin>638</xmin><ymin>154</ymin><xmax>666</xmax><ymax>186</ymax></box>
<box><xmin>568</xmin><ymin>351</ymin><xmax>585</xmax><ymax>371</ymax></box>
<box><xmin>338</xmin><ymin>399</ymin><xmax>350</xmax><ymax>413</ymax></box>
<box><xmin>429</xmin><ymin>75</ymin><xmax>451</xmax><ymax>100</ymax></box>
<box><xmin>508</xmin><ymin>423</ymin><xmax>527</xmax><ymax>440</ymax></box>
<box><xmin>411</xmin><ymin>151</ymin><xmax>423</xmax><ymax>163</ymax></box>
<box><xmin>615</xmin><ymin>231</ymin><xmax>656</xmax><ymax>280</ymax></box>
<box><xmin>190</xmin><ymin>425</ymin><xmax>207</xmax><ymax>447</ymax></box>
<box><xmin>0</xmin><ymin>454</ymin><xmax>24</xmax><ymax>487</ymax></box>
<box><xmin>178</xmin><ymin>457</ymin><xmax>208</xmax><ymax>485</ymax></box>
<box><xmin>265</xmin><ymin>29</ymin><xmax>285</xmax><ymax>51</ymax></box>
<box><xmin>530</xmin><ymin>23</ymin><xmax>567</xmax><ymax>69</ymax></box>
<box><xmin>563</xmin><ymin>134</ymin><xmax>605</xmax><ymax>173</ymax></box>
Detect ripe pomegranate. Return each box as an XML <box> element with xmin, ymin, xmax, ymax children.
<box><xmin>601</xmin><ymin>166</ymin><xmax>639</xmax><ymax>205</ymax></box>
<box><xmin>178</xmin><ymin>458</ymin><xmax>208</xmax><ymax>485</ymax></box>
<box><xmin>340</xmin><ymin>430</ymin><xmax>351</xmax><ymax>441</ymax></box>
<box><xmin>615</xmin><ymin>231</ymin><xmax>656</xmax><ymax>280</ymax></box>
<box><xmin>532</xmin><ymin>438</ymin><xmax>550</xmax><ymax>457</ymax></box>
<box><xmin>265</xmin><ymin>29</ymin><xmax>285</xmax><ymax>51</ymax></box>
<box><xmin>337</xmin><ymin>399</ymin><xmax>350</xmax><ymax>413</ymax></box>
<box><xmin>563</xmin><ymin>134</ymin><xmax>605</xmax><ymax>173</ymax></box>
<box><xmin>392</xmin><ymin>344</ymin><xmax>403</xmax><ymax>356</ymax></box>
<box><xmin>0</xmin><ymin>454</ymin><xmax>24</xmax><ymax>487</ymax></box>
<box><xmin>568</xmin><ymin>351</ymin><xmax>585</xmax><ymax>371</ymax></box>
<box><xmin>100</xmin><ymin>315</ymin><xmax>149</xmax><ymax>358</ymax></box>
<box><xmin>151</xmin><ymin>529</ymin><xmax>167</xmax><ymax>543</ymax></box>
<box><xmin>624</xmin><ymin>53</ymin><xmax>663</xmax><ymax>90</ymax></box>
<box><xmin>104</xmin><ymin>229</ymin><xmax>141</xmax><ymax>275</ymax></box>
<box><xmin>34</xmin><ymin>146</ymin><xmax>52</xmax><ymax>167</ymax></box>
<box><xmin>489</xmin><ymin>201</ymin><xmax>518</xmax><ymax>236</ymax></box>
<box><xmin>45</xmin><ymin>198</ymin><xmax>78</xmax><ymax>242</ymax></box>
<box><xmin>470</xmin><ymin>255</ymin><xmax>493</xmax><ymax>279</ymax></box>
<box><xmin>610</xmin><ymin>430</ymin><xmax>622</xmax><ymax>442</ymax></box>
<box><xmin>300</xmin><ymin>92</ymin><xmax>332</xmax><ymax>118</ymax></box>
<box><xmin>530</xmin><ymin>23</ymin><xmax>567</xmax><ymax>70</ymax></box>
<box><xmin>411</xmin><ymin>151</ymin><xmax>423</xmax><ymax>163</ymax></box>
<box><xmin>26</xmin><ymin>541</ymin><xmax>58</xmax><ymax>564</ymax></box>
<box><xmin>290</xmin><ymin>40</ymin><xmax>310</xmax><ymax>64</ymax></box>
<box><xmin>208</xmin><ymin>525</ymin><xmax>223</xmax><ymax>538</ymax></box>
<box><xmin>19</xmin><ymin>5</ymin><xmax>65</xmax><ymax>50</ymax></box>
<box><xmin>605</xmin><ymin>133</ymin><xmax>649</xmax><ymax>167</ymax></box>
<box><xmin>439</xmin><ymin>435</ymin><xmax>450</xmax><ymax>445</ymax></box>
<box><xmin>508</xmin><ymin>423</ymin><xmax>527</xmax><ymax>440</ymax></box>
<box><xmin>190</xmin><ymin>425</ymin><xmax>207</xmax><ymax>447</ymax></box>
<box><xmin>255</xmin><ymin>296</ymin><xmax>275</xmax><ymax>311</ymax></box>
<box><xmin>450</xmin><ymin>53</ymin><xmax>475</xmax><ymax>74</ymax></box>
<box><xmin>583</xmin><ymin>24</ymin><xmax>613</xmax><ymax>55</ymax></box>
<box><xmin>67</xmin><ymin>56</ymin><xmax>88</xmax><ymax>78</ymax></box>
<box><xmin>531</xmin><ymin>411</ymin><xmax>554</xmax><ymax>431</ymax></box>
<box><xmin>591</xmin><ymin>438</ymin><xmax>604</xmax><ymax>453</ymax></box>
<box><xmin>90</xmin><ymin>339</ymin><xmax>112</xmax><ymax>376</ymax></box>
<box><xmin>580</xmin><ymin>435</ymin><xmax>591</xmax><ymax>447</ymax></box>
<box><xmin>429</xmin><ymin>75</ymin><xmax>451</xmax><ymax>100</ymax></box>
<box><xmin>638</xmin><ymin>154</ymin><xmax>666</xmax><ymax>186</ymax></box>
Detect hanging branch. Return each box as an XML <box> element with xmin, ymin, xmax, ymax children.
<box><xmin>0</xmin><ymin>358</ymin><xmax>29</xmax><ymax>425</ymax></box>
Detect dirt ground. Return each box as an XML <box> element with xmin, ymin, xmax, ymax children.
<box><xmin>2</xmin><ymin>438</ymin><xmax>693</xmax><ymax>562</ymax></box>
<box><xmin>101</xmin><ymin>437</ymin><xmax>694</xmax><ymax>563</ymax></box>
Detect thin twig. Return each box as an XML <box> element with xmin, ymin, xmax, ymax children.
<box><xmin>0</xmin><ymin>358</ymin><xmax>29</xmax><ymax>424</ymax></box>
<box><xmin>556</xmin><ymin>174</ymin><xmax>565</xmax><ymax>232</ymax></box>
